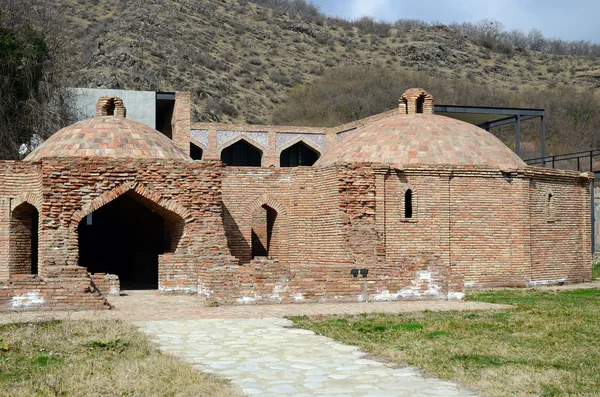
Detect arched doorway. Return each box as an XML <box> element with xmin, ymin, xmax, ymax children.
<box><xmin>280</xmin><ymin>141</ymin><xmax>320</xmax><ymax>167</ymax></box>
<box><xmin>221</xmin><ymin>140</ymin><xmax>262</xmax><ymax>166</ymax></box>
<box><xmin>251</xmin><ymin>204</ymin><xmax>277</xmax><ymax>258</ymax></box>
<box><xmin>190</xmin><ymin>142</ymin><xmax>203</xmax><ymax>160</ymax></box>
<box><xmin>9</xmin><ymin>202</ymin><xmax>38</xmax><ymax>275</ymax></box>
<box><xmin>78</xmin><ymin>192</ymin><xmax>183</xmax><ymax>289</ymax></box>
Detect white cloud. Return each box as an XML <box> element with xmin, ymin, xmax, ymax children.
<box><xmin>349</xmin><ymin>0</ymin><xmax>392</xmax><ymax>19</ymax></box>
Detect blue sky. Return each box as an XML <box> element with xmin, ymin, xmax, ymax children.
<box><xmin>308</xmin><ymin>0</ymin><xmax>600</xmax><ymax>43</ymax></box>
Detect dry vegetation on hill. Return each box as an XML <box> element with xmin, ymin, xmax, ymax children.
<box><xmin>19</xmin><ymin>0</ymin><xmax>600</xmax><ymax>156</ymax></box>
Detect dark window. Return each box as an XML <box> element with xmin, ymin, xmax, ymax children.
<box><xmin>190</xmin><ymin>143</ymin><xmax>203</xmax><ymax>160</ymax></box>
<box><xmin>280</xmin><ymin>141</ymin><xmax>319</xmax><ymax>167</ymax></box>
<box><xmin>221</xmin><ymin>140</ymin><xmax>262</xmax><ymax>166</ymax></box>
<box><xmin>404</xmin><ymin>189</ymin><xmax>413</xmax><ymax>218</ymax></box>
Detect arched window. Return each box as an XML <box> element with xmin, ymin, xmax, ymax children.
<box><xmin>190</xmin><ymin>143</ymin><xmax>203</xmax><ymax>160</ymax></box>
<box><xmin>221</xmin><ymin>140</ymin><xmax>262</xmax><ymax>166</ymax></box>
<box><xmin>404</xmin><ymin>189</ymin><xmax>413</xmax><ymax>219</ymax></box>
<box><xmin>280</xmin><ymin>141</ymin><xmax>320</xmax><ymax>167</ymax></box>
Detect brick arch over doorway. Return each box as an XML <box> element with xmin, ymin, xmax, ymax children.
<box><xmin>69</xmin><ymin>182</ymin><xmax>191</xmax><ymax>289</ymax></box>
<box><xmin>70</xmin><ymin>182</ymin><xmax>191</xmax><ymax>259</ymax></box>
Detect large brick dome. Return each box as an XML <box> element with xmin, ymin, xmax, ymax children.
<box><xmin>25</xmin><ymin>96</ymin><xmax>190</xmax><ymax>161</ymax></box>
<box><xmin>316</xmin><ymin>113</ymin><xmax>526</xmax><ymax>170</ymax></box>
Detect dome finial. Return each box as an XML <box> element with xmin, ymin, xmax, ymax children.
<box><xmin>399</xmin><ymin>88</ymin><xmax>434</xmax><ymax>115</ymax></box>
<box><xmin>96</xmin><ymin>96</ymin><xmax>127</xmax><ymax>118</ymax></box>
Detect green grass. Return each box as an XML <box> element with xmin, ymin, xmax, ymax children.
<box><xmin>592</xmin><ymin>264</ymin><xmax>600</xmax><ymax>280</ymax></box>
<box><xmin>0</xmin><ymin>320</ymin><xmax>239</xmax><ymax>397</ymax></box>
<box><xmin>290</xmin><ymin>289</ymin><xmax>600</xmax><ymax>397</ymax></box>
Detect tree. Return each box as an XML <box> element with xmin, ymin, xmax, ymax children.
<box><xmin>0</xmin><ymin>0</ymin><xmax>74</xmax><ymax>159</ymax></box>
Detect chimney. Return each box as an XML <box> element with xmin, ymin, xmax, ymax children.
<box><xmin>96</xmin><ymin>96</ymin><xmax>126</xmax><ymax>118</ymax></box>
<box><xmin>399</xmin><ymin>88</ymin><xmax>434</xmax><ymax>115</ymax></box>
<box><xmin>172</xmin><ymin>92</ymin><xmax>191</xmax><ymax>155</ymax></box>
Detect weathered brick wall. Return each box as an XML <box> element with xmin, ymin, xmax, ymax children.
<box><xmin>221</xmin><ymin>167</ymin><xmax>295</xmax><ymax>264</ymax></box>
<box><xmin>383</xmin><ymin>169</ymin><xmax>450</xmax><ymax>266</ymax></box>
<box><xmin>449</xmin><ymin>171</ymin><xmax>530</xmax><ymax>287</ymax></box>
<box><xmin>198</xmin><ymin>256</ymin><xmax>454</xmax><ymax>305</ymax></box>
<box><xmin>0</xmin><ymin>268</ymin><xmax>109</xmax><ymax>311</ymax></box>
<box><xmin>37</xmin><ymin>158</ymin><xmax>229</xmax><ymax>275</ymax></box>
<box><xmin>90</xmin><ymin>273</ymin><xmax>120</xmax><ymax>295</ymax></box>
<box><xmin>0</xmin><ymin>161</ymin><xmax>42</xmax><ymax>281</ymax></box>
<box><xmin>337</xmin><ymin>164</ymin><xmax>382</xmax><ymax>266</ymax></box>
<box><xmin>528</xmin><ymin>170</ymin><xmax>592</xmax><ymax>285</ymax></box>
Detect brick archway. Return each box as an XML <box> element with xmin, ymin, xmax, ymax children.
<box><xmin>242</xmin><ymin>194</ymin><xmax>288</xmax><ymax>263</ymax></box>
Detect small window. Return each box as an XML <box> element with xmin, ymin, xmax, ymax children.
<box><xmin>547</xmin><ymin>192</ymin><xmax>555</xmax><ymax>222</ymax></box>
<box><xmin>404</xmin><ymin>189</ymin><xmax>413</xmax><ymax>219</ymax></box>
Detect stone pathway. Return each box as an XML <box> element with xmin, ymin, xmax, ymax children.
<box><xmin>139</xmin><ymin>317</ymin><xmax>477</xmax><ymax>397</ymax></box>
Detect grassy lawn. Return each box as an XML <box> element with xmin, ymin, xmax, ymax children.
<box><xmin>0</xmin><ymin>320</ymin><xmax>239</xmax><ymax>397</ymax></box>
<box><xmin>291</xmin><ymin>289</ymin><xmax>600</xmax><ymax>397</ymax></box>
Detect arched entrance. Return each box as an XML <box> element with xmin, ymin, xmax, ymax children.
<box><xmin>9</xmin><ymin>202</ymin><xmax>38</xmax><ymax>275</ymax></box>
<box><xmin>280</xmin><ymin>141</ymin><xmax>320</xmax><ymax>167</ymax></box>
<box><xmin>77</xmin><ymin>192</ymin><xmax>183</xmax><ymax>289</ymax></box>
<box><xmin>221</xmin><ymin>139</ymin><xmax>262</xmax><ymax>166</ymax></box>
<box><xmin>251</xmin><ymin>204</ymin><xmax>277</xmax><ymax>258</ymax></box>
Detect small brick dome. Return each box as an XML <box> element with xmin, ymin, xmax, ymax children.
<box><xmin>25</xmin><ymin>97</ymin><xmax>190</xmax><ymax>161</ymax></box>
<box><xmin>316</xmin><ymin>113</ymin><xmax>526</xmax><ymax>169</ymax></box>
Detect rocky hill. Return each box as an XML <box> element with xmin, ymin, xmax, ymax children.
<box><xmin>50</xmin><ymin>0</ymin><xmax>600</xmax><ymax>125</ymax></box>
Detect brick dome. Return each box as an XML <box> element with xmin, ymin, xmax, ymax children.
<box><xmin>25</xmin><ymin>96</ymin><xmax>190</xmax><ymax>161</ymax></box>
<box><xmin>316</xmin><ymin>113</ymin><xmax>526</xmax><ymax>170</ymax></box>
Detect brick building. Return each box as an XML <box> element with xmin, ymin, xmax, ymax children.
<box><xmin>0</xmin><ymin>89</ymin><xmax>592</xmax><ymax>311</ymax></box>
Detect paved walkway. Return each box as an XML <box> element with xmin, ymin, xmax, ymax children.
<box><xmin>139</xmin><ymin>317</ymin><xmax>477</xmax><ymax>397</ymax></box>
<box><xmin>0</xmin><ymin>291</ymin><xmax>515</xmax><ymax>396</ymax></box>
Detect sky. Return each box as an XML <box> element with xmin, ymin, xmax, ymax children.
<box><xmin>308</xmin><ymin>0</ymin><xmax>600</xmax><ymax>43</ymax></box>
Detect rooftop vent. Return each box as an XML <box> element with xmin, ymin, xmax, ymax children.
<box><xmin>399</xmin><ymin>88</ymin><xmax>434</xmax><ymax>115</ymax></box>
<box><xmin>95</xmin><ymin>96</ymin><xmax>127</xmax><ymax>118</ymax></box>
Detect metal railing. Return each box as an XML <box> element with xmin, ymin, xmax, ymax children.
<box><xmin>525</xmin><ymin>148</ymin><xmax>600</xmax><ymax>173</ymax></box>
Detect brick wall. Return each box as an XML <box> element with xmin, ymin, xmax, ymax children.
<box><xmin>198</xmin><ymin>257</ymin><xmax>454</xmax><ymax>305</ymax></box>
<box><xmin>0</xmin><ymin>161</ymin><xmax>42</xmax><ymax>281</ymax></box>
<box><xmin>172</xmin><ymin>92</ymin><xmax>191</xmax><ymax>155</ymax></box>
<box><xmin>0</xmin><ymin>268</ymin><xmax>109</xmax><ymax>311</ymax></box>
<box><xmin>528</xmin><ymin>171</ymin><xmax>592</xmax><ymax>285</ymax></box>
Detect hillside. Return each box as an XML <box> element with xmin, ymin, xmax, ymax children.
<box><xmin>47</xmin><ymin>0</ymin><xmax>600</xmax><ymax>126</ymax></box>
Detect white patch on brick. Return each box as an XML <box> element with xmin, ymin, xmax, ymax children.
<box><xmin>159</xmin><ymin>287</ymin><xmax>197</xmax><ymax>294</ymax></box>
<box><xmin>293</xmin><ymin>293</ymin><xmax>305</xmax><ymax>302</ymax></box>
<box><xmin>464</xmin><ymin>281</ymin><xmax>481</xmax><ymax>288</ymax></box>
<box><xmin>269</xmin><ymin>284</ymin><xmax>285</xmax><ymax>303</ymax></box>
<box><xmin>236</xmin><ymin>296</ymin><xmax>257</xmax><ymax>304</ymax></box>
<box><xmin>447</xmin><ymin>291</ymin><xmax>464</xmax><ymax>301</ymax></box>
<box><xmin>526</xmin><ymin>278</ymin><xmax>567</xmax><ymax>287</ymax></box>
<box><xmin>197</xmin><ymin>282</ymin><xmax>212</xmax><ymax>297</ymax></box>
<box><xmin>371</xmin><ymin>270</ymin><xmax>445</xmax><ymax>301</ymax></box>
<box><xmin>11</xmin><ymin>292</ymin><xmax>45</xmax><ymax>308</ymax></box>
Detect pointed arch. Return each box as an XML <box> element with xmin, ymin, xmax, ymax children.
<box><xmin>71</xmin><ymin>181</ymin><xmax>194</xmax><ymax>229</ymax></box>
<box><xmin>217</xmin><ymin>135</ymin><xmax>266</xmax><ymax>156</ymax></box>
<box><xmin>244</xmin><ymin>193</ymin><xmax>287</xmax><ymax>218</ymax></box>
<box><xmin>10</xmin><ymin>192</ymin><xmax>42</xmax><ymax>214</ymax></box>
<box><xmin>276</xmin><ymin>136</ymin><xmax>324</xmax><ymax>157</ymax></box>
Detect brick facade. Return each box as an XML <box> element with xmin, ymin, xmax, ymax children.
<box><xmin>0</xmin><ymin>91</ymin><xmax>592</xmax><ymax>311</ymax></box>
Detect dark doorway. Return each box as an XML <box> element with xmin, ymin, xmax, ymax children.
<box><xmin>280</xmin><ymin>142</ymin><xmax>319</xmax><ymax>167</ymax></box>
<box><xmin>221</xmin><ymin>140</ymin><xmax>262</xmax><ymax>166</ymax></box>
<box><xmin>78</xmin><ymin>193</ymin><xmax>175</xmax><ymax>289</ymax></box>
<box><xmin>9</xmin><ymin>203</ymin><xmax>39</xmax><ymax>275</ymax></box>
<box><xmin>251</xmin><ymin>205</ymin><xmax>277</xmax><ymax>258</ymax></box>
<box><xmin>190</xmin><ymin>143</ymin><xmax>203</xmax><ymax>160</ymax></box>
